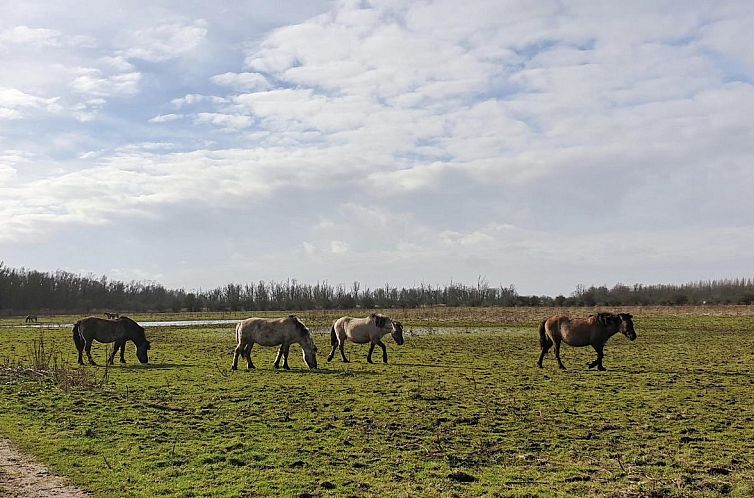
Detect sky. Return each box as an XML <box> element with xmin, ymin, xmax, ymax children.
<box><xmin>1</xmin><ymin>0</ymin><xmax>753</xmax><ymax>296</ymax></box>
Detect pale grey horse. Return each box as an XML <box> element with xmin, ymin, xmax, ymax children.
<box><xmin>328</xmin><ymin>313</ymin><xmax>404</xmax><ymax>364</ymax></box>
<box><xmin>232</xmin><ymin>315</ymin><xmax>318</xmax><ymax>370</ymax></box>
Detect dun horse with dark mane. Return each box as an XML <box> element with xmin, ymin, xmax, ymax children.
<box><xmin>232</xmin><ymin>315</ymin><xmax>318</xmax><ymax>370</ymax></box>
<box><xmin>538</xmin><ymin>312</ymin><xmax>636</xmax><ymax>370</ymax></box>
<box><xmin>328</xmin><ymin>313</ymin><xmax>404</xmax><ymax>364</ymax></box>
<box><xmin>73</xmin><ymin>316</ymin><xmax>151</xmax><ymax>365</ymax></box>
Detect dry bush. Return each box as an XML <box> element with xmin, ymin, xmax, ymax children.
<box><xmin>0</xmin><ymin>333</ymin><xmax>109</xmax><ymax>391</ymax></box>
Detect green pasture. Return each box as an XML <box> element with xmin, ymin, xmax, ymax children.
<box><xmin>1</xmin><ymin>311</ymin><xmax>754</xmax><ymax>496</ymax></box>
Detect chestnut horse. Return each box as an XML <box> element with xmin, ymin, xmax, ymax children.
<box><xmin>328</xmin><ymin>313</ymin><xmax>404</xmax><ymax>364</ymax></box>
<box><xmin>538</xmin><ymin>312</ymin><xmax>636</xmax><ymax>370</ymax></box>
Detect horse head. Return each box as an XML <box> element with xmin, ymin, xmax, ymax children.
<box><xmin>617</xmin><ymin>313</ymin><xmax>637</xmax><ymax>341</ymax></box>
<box><xmin>119</xmin><ymin>316</ymin><xmax>151</xmax><ymax>363</ymax></box>
<box><xmin>390</xmin><ymin>320</ymin><xmax>405</xmax><ymax>345</ymax></box>
<box><xmin>290</xmin><ymin>315</ymin><xmax>318</xmax><ymax>368</ymax></box>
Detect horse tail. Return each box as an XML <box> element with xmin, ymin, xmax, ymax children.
<box><xmin>330</xmin><ymin>325</ymin><xmax>337</xmax><ymax>347</ymax></box>
<box><xmin>72</xmin><ymin>321</ymin><xmax>84</xmax><ymax>351</ymax></box>
<box><xmin>235</xmin><ymin>321</ymin><xmax>242</xmax><ymax>344</ymax></box>
<box><xmin>539</xmin><ymin>319</ymin><xmax>551</xmax><ymax>348</ymax></box>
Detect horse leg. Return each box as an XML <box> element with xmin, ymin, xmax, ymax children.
<box><xmin>377</xmin><ymin>340</ymin><xmax>388</xmax><ymax>363</ymax></box>
<box><xmin>282</xmin><ymin>343</ymin><xmax>291</xmax><ymax>370</ymax></box>
<box><xmin>538</xmin><ymin>340</ymin><xmax>552</xmax><ymax>368</ymax></box>
<box><xmin>107</xmin><ymin>343</ymin><xmax>117</xmax><ymax>365</ymax></box>
<box><xmin>339</xmin><ymin>341</ymin><xmax>349</xmax><ymax>363</ymax></box>
<box><xmin>274</xmin><ymin>346</ymin><xmax>284</xmax><ymax>369</ymax></box>
<box><xmin>592</xmin><ymin>344</ymin><xmax>606</xmax><ymax>371</ymax></box>
<box><xmin>245</xmin><ymin>343</ymin><xmax>255</xmax><ymax>369</ymax></box>
<box><xmin>75</xmin><ymin>336</ymin><xmax>84</xmax><ymax>365</ymax></box>
<box><xmin>231</xmin><ymin>340</ymin><xmax>245</xmax><ymax>370</ymax></box>
<box><xmin>367</xmin><ymin>342</ymin><xmax>376</xmax><ymax>363</ymax></box>
<box><xmin>119</xmin><ymin>340</ymin><xmax>127</xmax><ymax>363</ymax></box>
<box><xmin>588</xmin><ymin>344</ymin><xmax>602</xmax><ymax>369</ymax></box>
<box><xmin>85</xmin><ymin>340</ymin><xmax>97</xmax><ymax>366</ymax></box>
<box><xmin>554</xmin><ymin>339</ymin><xmax>566</xmax><ymax>370</ymax></box>
<box><xmin>327</xmin><ymin>343</ymin><xmax>337</xmax><ymax>362</ymax></box>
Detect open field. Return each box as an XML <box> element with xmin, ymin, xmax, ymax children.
<box><xmin>1</xmin><ymin>307</ymin><xmax>754</xmax><ymax>496</ymax></box>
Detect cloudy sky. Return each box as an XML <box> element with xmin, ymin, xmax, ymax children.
<box><xmin>1</xmin><ymin>0</ymin><xmax>752</xmax><ymax>296</ymax></box>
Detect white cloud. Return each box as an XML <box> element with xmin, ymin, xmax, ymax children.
<box><xmin>171</xmin><ymin>94</ymin><xmax>227</xmax><ymax>108</ymax></box>
<box><xmin>0</xmin><ymin>26</ymin><xmax>62</xmax><ymax>47</ymax></box>
<box><xmin>0</xmin><ymin>87</ymin><xmax>61</xmax><ymax>119</ymax></box>
<box><xmin>70</xmin><ymin>68</ymin><xmax>141</xmax><ymax>97</ymax></box>
<box><xmin>117</xmin><ymin>21</ymin><xmax>207</xmax><ymax>62</ymax></box>
<box><xmin>149</xmin><ymin>113</ymin><xmax>184</xmax><ymax>123</ymax></box>
<box><xmin>210</xmin><ymin>72</ymin><xmax>270</xmax><ymax>91</ymax></box>
<box><xmin>194</xmin><ymin>112</ymin><xmax>252</xmax><ymax>130</ymax></box>
<box><xmin>330</xmin><ymin>240</ymin><xmax>349</xmax><ymax>254</ymax></box>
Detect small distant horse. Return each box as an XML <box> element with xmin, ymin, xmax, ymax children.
<box><xmin>73</xmin><ymin>316</ymin><xmax>151</xmax><ymax>365</ymax></box>
<box><xmin>25</xmin><ymin>315</ymin><xmax>38</xmax><ymax>323</ymax></box>
<box><xmin>232</xmin><ymin>315</ymin><xmax>318</xmax><ymax>370</ymax></box>
<box><xmin>328</xmin><ymin>313</ymin><xmax>404</xmax><ymax>364</ymax></box>
<box><xmin>104</xmin><ymin>312</ymin><xmax>120</xmax><ymax>319</ymax></box>
<box><xmin>538</xmin><ymin>312</ymin><xmax>636</xmax><ymax>370</ymax></box>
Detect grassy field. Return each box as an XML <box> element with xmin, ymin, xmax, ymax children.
<box><xmin>1</xmin><ymin>308</ymin><xmax>754</xmax><ymax>496</ymax></box>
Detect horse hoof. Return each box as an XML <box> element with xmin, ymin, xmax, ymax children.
<box><xmin>537</xmin><ymin>363</ymin><xmax>543</xmax><ymax>368</ymax></box>
<box><xmin>598</xmin><ymin>366</ymin><xmax>606</xmax><ymax>371</ymax></box>
<box><xmin>343</xmin><ymin>359</ymin><xmax>350</xmax><ymax>363</ymax></box>
<box><xmin>559</xmin><ymin>366</ymin><xmax>566</xmax><ymax>370</ymax></box>
<box><xmin>327</xmin><ymin>357</ymin><xmax>333</xmax><ymax>362</ymax></box>
<box><xmin>284</xmin><ymin>365</ymin><xmax>290</xmax><ymax>371</ymax></box>
<box><xmin>274</xmin><ymin>364</ymin><xmax>280</xmax><ymax>369</ymax></box>
<box><xmin>231</xmin><ymin>366</ymin><xmax>237</xmax><ymax>371</ymax></box>
<box><xmin>367</xmin><ymin>359</ymin><xmax>374</xmax><ymax>364</ymax></box>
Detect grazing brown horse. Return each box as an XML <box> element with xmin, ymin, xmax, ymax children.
<box><xmin>328</xmin><ymin>313</ymin><xmax>404</xmax><ymax>364</ymax></box>
<box><xmin>25</xmin><ymin>315</ymin><xmax>38</xmax><ymax>323</ymax></box>
<box><xmin>232</xmin><ymin>315</ymin><xmax>318</xmax><ymax>370</ymax></box>
<box><xmin>73</xmin><ymin>316</ymin><xmax>151</xmax><ymax>365</ymax></box>
<box><xmin>538</xmin><ymin>312</ymin><xmax>636</xmax><ymax>370</ymax></box>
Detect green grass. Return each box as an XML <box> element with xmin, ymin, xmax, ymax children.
<box><xmin>1</xmin><ymin>310</ymin><xmax>754</xmax><ymax>496</ymax></box>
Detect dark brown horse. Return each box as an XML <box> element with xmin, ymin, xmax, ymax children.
<box><xmin>73</xmin><ymin>316</ymin><xmax>151</xmax><ymax>365</ymax></box>
<box><xmin>538</xmin><ymin>312</ymin><xmax>636</xmax><ymax>370</ymax></box>
<box><xmin>25</xmin><ymin>315</ymin><xmax>38</xmax><ymax>323</ymax></box>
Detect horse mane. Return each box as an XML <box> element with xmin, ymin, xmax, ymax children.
<box><xmin>288</xmin><ymin>315</ymin><xmax>310</xmax><ymax>336</ymax></box>
<box><xmin>589</xmin><ymin>312</ymin><xmax>613</xmax><ymax>327</ymax></box>
<box><xmin>117</xmin><ymin>316</ymin><xmax>147</xmax><ymax>339</ymax></box>
<box><xmin>370</xmin><ymin>313</ymin><xmax>387</xmax><ymax>328</ymax></box>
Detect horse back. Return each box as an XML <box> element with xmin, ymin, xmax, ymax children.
<box><xmin>545</xmin><ymin>315</ymin><xmax>596</xmax><ymax>347</ymax></box>
<box><xmin>337</xmin><ymin>316</ymin><xmax>379</xmax><ymax>344</ymax></box>
<box><xmin>237</xmin><ymin>317</ymin><xmax>297</xmax><ymax>346</ymax></box>
<box><xmin>78</xmin><ymin>316</ymin><xmax>126</xmax><ymax>343</ymax></box>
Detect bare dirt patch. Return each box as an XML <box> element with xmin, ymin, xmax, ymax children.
<box><xmin>0</xmin><ymin>438</ymin><xmax>89</xmax><ymax>497</ymax></box>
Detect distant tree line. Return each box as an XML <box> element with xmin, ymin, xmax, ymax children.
<box><xmin>1</xmin><ymin>262</ymin><xmax>752</xmax><ymax>314</ymax></box>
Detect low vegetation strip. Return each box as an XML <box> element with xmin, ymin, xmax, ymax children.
<box><xmin>0</xmin><ymin>309</ymin><xmax>752</xmax><ymax>496</ymax></box>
